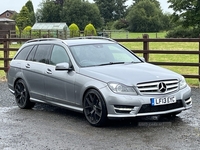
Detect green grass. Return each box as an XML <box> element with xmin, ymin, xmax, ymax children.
<box><xmin>0</xmin><ymin>34</ymin><xmax>199</xmax><ymax>86</ymax></box>
<box><xmin>121</xmin><ymin>41</ymin><xmax>199</xmax><ymax>86</ymax></box>
<box><xmin>110</xmin><ymin>32</ymin><xmax>167</xmax><ymax>39</ymax></box>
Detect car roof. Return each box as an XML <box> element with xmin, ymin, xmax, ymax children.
<box><xmin>24</xmin><ymin>37</ymin><xmax>116</xmax><ymax>47</ymax></box>
<box><xmin>62</xmin><ymin>39</ymin><xmax>115</xmax><ymax>46</ymax></box>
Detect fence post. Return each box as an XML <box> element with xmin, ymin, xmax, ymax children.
<box><xmin>30</xmin><ymin>30</ymin><xmax>32</xmax><ymax>38</ymax></box>
<box><xmin>3</xmin><ymin>34</ymin><xmax>9</xmax><ymax>73</ymax></box>
<box><xmin>143</xmin><ymin>34</ymin><xmax>149</xmax><ymax>62</ymax></box>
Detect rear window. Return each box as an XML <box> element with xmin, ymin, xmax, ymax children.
<box><xmin>15</xmin><ymin>45</ymin><xmax>33</xmax><ymax>60</ymax></box>
<box><xmin>34</xmin><ymin>45</ymin><xmax>52</xmax><ymax>63</ymax></box>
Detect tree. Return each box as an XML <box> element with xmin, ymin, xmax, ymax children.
<box><xmin>94</xmin><ymin>0</ymin><xmax>116</xmax><ymax>23</ymax></box>
<box><xmin>133</xmin><ymin>0</ymin><xmax>161</xmax><ymax>9</ymax></box>
<box><xmin>16</xmin><ymin>6</ymin><xmax>31</xmax><ymax>32</ymax></box>
<box><xmin>60</xmin><ymin>0</ymin><xmax>102</xmax><ymax>30</ymax></box>
<box><xmin>36</xmin><ymin>0</ymin><xmax>62</xmax><ymax>22</ymax></box>
<box><xmin>25</xmin><ymin>0</ymin><xmax>36</xmax><ymax>26</ymax></box>
<box><xmin>168</xmin><ymin>0</ymin><xmax>200</xmax><ymax>29</ymax></box>
<box><xmin>126</xmin><ymin>0</ymin><xmax>163</xmax><ymax>32</ymax></box>
<box><xmin>160</xmin><ymin>13</ymin><xmax>173</xmax><ymax>31</ymax></box>
<box><xmin>113</xmin><ymin>0</ymin><xmax>128</xmax><ymax>20</ymax></box>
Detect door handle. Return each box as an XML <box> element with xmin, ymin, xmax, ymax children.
<box><xmin>25</xmin><ymin>64</ymin><xmax>30</xmax><ymax>68</ymax></box>
<box><xmin>46</xmin><ymin>68</ymin><xmax>52</xmax><ymax>74</ymax></box>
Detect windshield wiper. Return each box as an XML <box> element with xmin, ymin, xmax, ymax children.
<box><xmin>98</xmin><ymin>62</ymin><xmax>125</xmax><ymax>66</ymax></box>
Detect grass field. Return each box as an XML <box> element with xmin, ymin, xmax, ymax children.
<box><xmin>110</xmin><ymin>32</ymin><xmax>167</xmax><ymax>39</ymax></box>
<box><xmin>0</xmin><ymin>32</ymin><xmax>199</xmax><ymax>86</ymax></box>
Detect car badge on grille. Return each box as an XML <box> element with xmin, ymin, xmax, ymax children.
<box><xmin>158</xmin><ymin>82</ymin><xmax>167</xmax><ymax>93</ymax></box>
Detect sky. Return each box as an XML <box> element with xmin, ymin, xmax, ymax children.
<box><xmin>0</xmin><ymin>0</ymin><xmax>173</xmax><ymax>15</ymax></box>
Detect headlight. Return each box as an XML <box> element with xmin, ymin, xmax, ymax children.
<box><xmin>108</xmin><ymin>82</ymin><xmax>137</xmax><ymax>95</ymax></box>
<box><xmin>179</xmin><ymin>76</ymin><xmax>187</xmax><ymax>89</ymax></box>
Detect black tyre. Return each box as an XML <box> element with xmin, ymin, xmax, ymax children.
<box><xmin>83</xmin><ymin>89</ymin><xmax>107</xmax><ymax>127</ymax></box>
<box><xmin>14</xmin><ymin>79</ymin><xmax>35</xmax><ymax>109</ymax></box>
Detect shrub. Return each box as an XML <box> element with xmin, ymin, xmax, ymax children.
<box><xmin>15</xmin><ymin>25</ymin><xmax>20</xmax><ymax>36</ymax></box>
<box><xmin>113</xmin><ymin>19</ymin><xmax>129</xmax><ymax>30</ymax></box>
<box><xmin>84</xmin><ymin>23</ymin><xmax>97</xmax><ymax>36</ymax></box>
<box><xmin>69</xmin><ymin>23</ymin><xmax>80</xmax><ymax>37</ymax></box>
<box><xmin>23</xmin><ymin>26</ymin><xmax>32</xmax><ymax>37</ymax></box>
<box><xmin>166</xmin><ymin>26</ymin><xmax>200</xmax><ymax>38</ymax></box>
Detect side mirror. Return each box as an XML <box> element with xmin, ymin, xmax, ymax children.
<box><xmin>55</xmin><ymin>62</ymin><xmax>72</xmax><ymax>71</ymax></box>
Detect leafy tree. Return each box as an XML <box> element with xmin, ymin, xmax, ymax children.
<box><xmin>60</xmin><ymin>0</ymin><xmax>102</xmax><ymax>30</ymax></box>
<box><xmin>36</xmin><ymin>0</ymin><xmax>62</xmax><ymax>22</ymax></box>
<box><xmin>133</xmin><ymin>0</ymin><xmax>161</xmax><ymax>9</ymax></box>
<box><xmin>16</xmin><ymin>6</ymin><xmax>31</xmax><ymax>32</ymax></box>
<box><xmin>113</xmin><ymin>0</ymin><xmax>128</xmax><ymax>20</ymax></box>
<box><xmin>160</xmin><ymin>13</ymin><xmax>173</xmax><ymax>31</ymax></box>
<box><xmin>94</xmin><ymin>0</ymin><xmax>116</xmax><ymax>23</ymax></box>
<box><xmin>25</xmin><ymin>0</ymin><xmax>36</xmax><ymax>26</ymax></box>
<box><xmin>126</xmin><ymin>0</ymin><xmax>163</xmax><ymax>32</ymax></box>
<box><xmin>168</xmin><ymin>0</ymin><xmax>200</xmax><ymax>29</ymax></box>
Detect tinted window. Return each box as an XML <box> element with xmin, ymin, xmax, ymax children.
<box><xmin>15</xmin><ymin>45</ymin><xmax>33</xmax><ymax>60</ymax></box>
<box><xmin>50</xmin><ymin>45</ymin><xmax>69</xmax><ymax>65</ymax></box>
<box><xmin>34</xmin><ymin>45</ymin><xmax>52</xmax><ymax>63</ymax></box>
<box><xmin>27</xmin><ymin>45</ymin><xmax>37</xmax><ymax>61</ymax></box>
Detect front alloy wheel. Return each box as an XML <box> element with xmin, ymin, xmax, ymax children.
<box><xmin>14</xmin><ymin>79</ymin><xmax>35</xmax><ymax>109</ymax></box>
<box><xmin>83</xmin><ymin>89</ymin><xmax>107</xmax><ymax>127</ymax></box>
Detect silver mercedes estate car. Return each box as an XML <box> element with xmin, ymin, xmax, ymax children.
<box><xmin>7</xmin><ymin>37</ymin><xmax>192</xmax><ymax>126</ymax></box>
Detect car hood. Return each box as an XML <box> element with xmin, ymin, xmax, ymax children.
<box><xmin>79</xmin><ymin>62</ymin><xmax>181</xmax><ymax>86</ymax></box>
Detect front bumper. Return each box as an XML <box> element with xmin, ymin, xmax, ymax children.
<box><xmin>100</xmin><ymin>85</ymin><xmax>192</xmax><ymax>118</ymax></box>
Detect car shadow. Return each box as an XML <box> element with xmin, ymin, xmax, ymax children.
<box><xmin>32</xmin><ymin>103</ymin><xmax>184</xmax><ymax>128</ymax></box>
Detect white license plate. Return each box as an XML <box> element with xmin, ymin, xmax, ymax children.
<box><xmin>151</xmin><ymin>96</ymin><xmax>176</xmax><ymax>106</ymax></box>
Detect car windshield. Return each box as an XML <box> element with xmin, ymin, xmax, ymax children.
<box><xmin>69</xmin><ymin>43</ymin><xmax>142</xmax><ymax>67</ymax></box>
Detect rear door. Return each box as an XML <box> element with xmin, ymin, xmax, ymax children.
<box><xmin>23</xmin><ymin>44</ymin><xmax>52</xmax><ymax>101</ymax></box>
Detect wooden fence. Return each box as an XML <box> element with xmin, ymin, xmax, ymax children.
<box><xmin>0</xmin><ymin>34</ymin><xmax>200</xmax><ymax>83</ymax></box>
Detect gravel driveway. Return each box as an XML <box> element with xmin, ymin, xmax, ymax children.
<box><xmin>0</xmin><ymin>81</ymin><xmax>200</xmax><ymax>150</ymax></box>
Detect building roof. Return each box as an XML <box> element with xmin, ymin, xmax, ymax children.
<box><xmin>0</xmin><ymin>18</ymin><xmax>15</xmax><ymax>22</ymax></box>
<box><xmin>0</xmin><ymin>10</ymin><xmax>17</xmax><ymax>16</ymax></box>
<box><xmin>31</xmin><ymin>23</ymin><xmax>69</xmax><ymax>31</ymax></box>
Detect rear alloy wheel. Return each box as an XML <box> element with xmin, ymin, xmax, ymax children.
<box><xmin>83</xmin><ymin>89</ymin><xmax>107</xmax><ymax>127</ymax></box>
<box><xmin>14</xmin><ymin>79</ymin><xmax>35</xmax><ymax>109</ymax></box>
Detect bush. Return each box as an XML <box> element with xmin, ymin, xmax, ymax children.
<box><xmin>112</xmin><ymin>19</ymin><xmax>129</xmax><ymax>30</ymax></box>
<box><xmin>84</xmin><ymin>23</ymin><xmax>97</xmax><ymax>36</ymax></box>
<box><xmin>69</xmin><ymin>23</ymin><xmax>80</xmax><ymax>37</ymax></box>
<box><xmin>15</xmin><ymin>25</ymin><xmax>20</xmax><ymax>36</ymax></box>
<box><xmin>166</xmin><ymin>26</ymin><xmax>200</xmax><ymax>38</ymax></box>
<box><xmin>22</xmin><ymin>26</ymin><xmax>32</xmax><ymax>38</ymax></box>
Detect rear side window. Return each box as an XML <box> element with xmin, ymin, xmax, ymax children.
<box><xmin>34</xmin><ymin>45</ymin><xmax>52</xmax><ymax>63</ymax></box>
<box><xmin>15</xmin><ymin>45</ymin><xmax>33</xmax><ymax>60</ymax></box>
<box><xmin>27</xmin><ymin>45</ymin><xmax>37</xmax><ymax>61</ymax></box>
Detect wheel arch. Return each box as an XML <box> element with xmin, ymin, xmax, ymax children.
<box><xmin>82</xmin><ymin>86</ymin><xmax>108</xmax><ymax>110</ymax></box>
<box><xmin>13</xmin><ymin>77</ymin><xmax>30</xmax><ymax>94</ymax></box>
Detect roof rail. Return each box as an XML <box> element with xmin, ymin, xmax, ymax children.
<box><xmin>25</xmin><ymin>38</ymin><xmax>61</xmax><ymax>44</ymax></box>
<box><xmin>69</xmin><ymin>36</ymin><xmax>116</xmax><ymax>42</ymax></box>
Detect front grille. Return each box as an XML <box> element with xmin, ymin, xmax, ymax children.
<box><xmin>138</xmin><ymin>100</ymin><xmax>183</xmax><ymax>113</ymax></box>
<box><xmin>137</xmin><ymin>79</ymin><xmax>179</xmax><ymax>95</ymax></box>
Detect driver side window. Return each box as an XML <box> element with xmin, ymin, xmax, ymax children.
<box><xmin>50</xmin><ymin>45</ymin><xmax>69</xmax><ymax>65</ymax></box>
